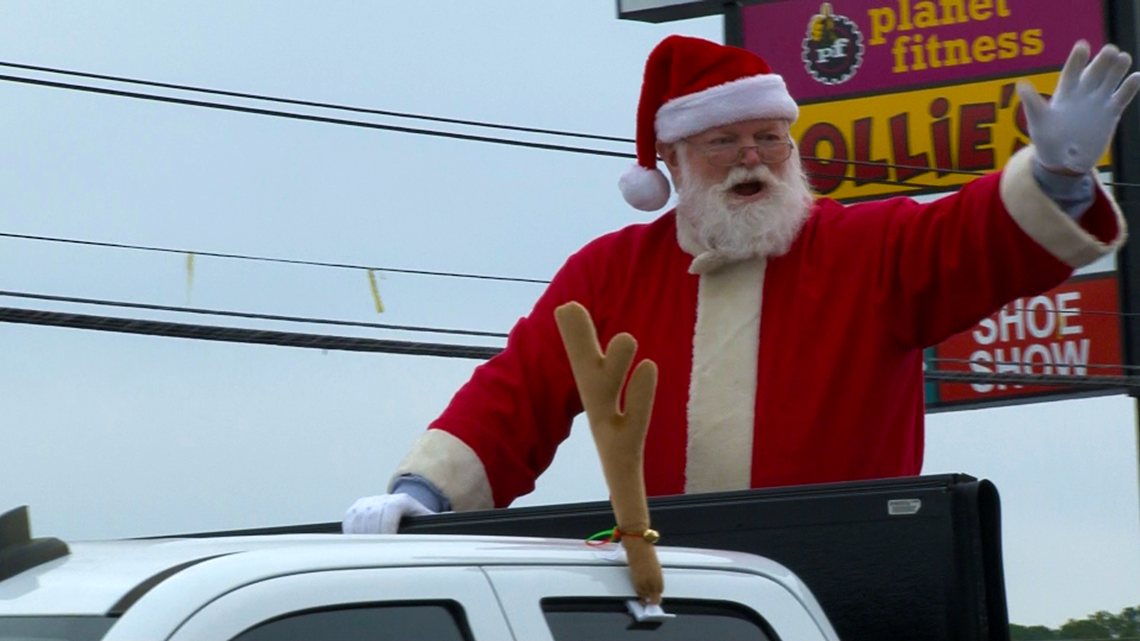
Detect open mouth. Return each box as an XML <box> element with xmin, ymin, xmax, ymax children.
<box><xmin>730</xmin><ymin>181</ymin><xmax>765</xmax><ymax>197</ymax></box>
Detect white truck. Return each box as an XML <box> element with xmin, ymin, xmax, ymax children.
<box><xmin>0</xmin><ymin>506</ymin><xmax>839</xmax><ymax>641</ymax></box>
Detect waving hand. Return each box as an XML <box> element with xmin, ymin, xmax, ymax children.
<box><xmin>1017</xmin><ymin>41</ymin><xmax>1140</xmax><ymax>175</ymax></box>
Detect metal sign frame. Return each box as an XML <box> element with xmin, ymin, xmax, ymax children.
<box><xmin>617</xmin><ymin>0</ymin><xmax>776</xmax><ymax>26</ymax></box>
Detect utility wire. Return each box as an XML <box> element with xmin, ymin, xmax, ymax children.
<box><xmin>0</xmin><ymin>73</ymin><xmax>634</xmax><ymax>160</ymax></box>
<box><xmin>3</xmin><ymin>304</ymin><xmax>1139</xmax><ymax>388</ymax></box>
<box><xmin>0</xmin><ymin>70</ymin><xmax>909</xmax><ymax>191</ymax></box>
<box><xmin>799</xmin><ymin>155</ymin><xmax>1132</xmax><ymax>186</ymax></box>
<box><xmin>0</xmin><ymin>306</ymin><xmax>503</xmax><ymax>360</ymax></box>
<box><xmin>928</xmin><ymin>356</ymin><xmax>1140</xmax><ymax>372</ymax></box>
<box><xmin>7</xmin><ymin>59</ymin><xmax>1139</xmax><ymax>187</ymax></box>
<box><xmin>6</xmin><ymin>68</ymin><xmax>1138</xmax><ymax>193</ymax></box>
<box><xmin>0</xmin><ymin>231</ymin><xmax>550</xmax><ymax>285</ymax></box>
<box><xmin>0</xmin><ymin>70</ymin><xmax>970</xmax><ymax>192</ymax></box>
<box><xmin>3</xmin><ymin>230</ymin><xmax>1131</xmax><ymax>318</ymax></box>
<box><xmin>924</xmin><ymin>369</ymin><xmax>1132</xmax><ymax>389</ymax></box>
<box><xmin>0</xmin><ymin>291</ymin><xmax>1128</xmax><ymax>358</ymax></box>
<box><xmin>0</xmin><ymin>60</ymin><xmax>631</xmax><ymax>143</ymax></box>
<box><xmin>0</xmin><ymin>290</ymin><xmax>510</xmax><ymax>339</ymax></box>
<box><xmin>1</xmin><ymin>228</ymin><xmax>1132</xmax><ymax>323</ymax></box>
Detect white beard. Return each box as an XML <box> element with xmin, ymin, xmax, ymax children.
<box><xmin>675</xmin><ymin>152</ymin><xmax>814</xmax><ymax>274</ymax></box>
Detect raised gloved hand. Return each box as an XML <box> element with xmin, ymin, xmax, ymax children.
<box><xmin>1017</xmin><ymin>40</ymin><xmax>1140</xmax><ymax>176</ymax></box>
<box><xmin>342</xmin><ymin>493</ymin><xmax>435</xmax><ymax>534</ymax></box>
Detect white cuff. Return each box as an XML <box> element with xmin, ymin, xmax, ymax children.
<box><xmin>999</xmin><ymin>145</ymin><xmax>1126</xmax><ymax>268</ymax></box>
<box><xmin>391</xmin><ymin>429</ymin><xmax>495</xmax><ymax>512</ymax></box>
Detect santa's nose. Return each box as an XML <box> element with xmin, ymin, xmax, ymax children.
<box><xmin>739</xmin><ymin>147</ymin><xmax>763</xmax><ymax>167</ymax></box>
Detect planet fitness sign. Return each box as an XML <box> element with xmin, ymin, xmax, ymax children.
<box><xmin>743</xmin><ymin>1</ymin><xmax>1108</xmax><ymax>201</ymax></box>
<box><xmin>742</xmin><ymin>0</ymin><xmax>1104</xmax><ymax>103</ymax></box>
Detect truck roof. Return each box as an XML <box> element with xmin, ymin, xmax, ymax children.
<box><xmin>0</xmin><ymin>533</ymin><xmax>817</xmax><ymax>618</ymax></box>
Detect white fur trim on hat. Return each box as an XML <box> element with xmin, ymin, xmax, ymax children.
<box><xmin>656</xmin><ymin>75</ymin><xmax>799</xmax><ymax>143</ymax></box>
<box><xmin>619</xmin><ymin>163</ymin><xmax>671</xmax><ymax>211</ymax></box>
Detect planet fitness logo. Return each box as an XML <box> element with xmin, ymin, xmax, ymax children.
<box><xmin>802</xmin><ymin>3</ymin><xmax>865</xmax><ymax>85</ymax></box>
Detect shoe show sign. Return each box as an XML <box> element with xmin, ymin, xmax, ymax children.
<box><xmin>925</xmin><ymin>272</ymin><xmax>1124</xmax><ymax>411</ymax></box>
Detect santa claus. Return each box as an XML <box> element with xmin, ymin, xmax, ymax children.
<box><xmin>344</xmin><ymin>35</ymin><xmax>1138</xmax><ymax>534</ymax></box>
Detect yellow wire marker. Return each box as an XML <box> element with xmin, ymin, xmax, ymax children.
<box><xmin>186</xmin><ymin>252</ymin><xmax>195</xmax><ymax>304</ymax></box>
<box><xmin>367</xmin><ymin>269</ymin><xmax>385</xmax><ymax>313</ymax></box>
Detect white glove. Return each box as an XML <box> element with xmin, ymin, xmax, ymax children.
<box><xmin>342</xmin><ymin>493</ymin><xmax>435</xmax><ymax>534</ymax></box>
<box><xmin>1017</xmin><ymin>40</ymin><xmax>1140</xmax><ymax>175</ymax></box>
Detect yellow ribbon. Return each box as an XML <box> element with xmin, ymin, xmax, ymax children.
<box><xmin>367</xmin><ymin>270</ymin><xmax>385</xmax><ymax>313</ymax></box>
<box><xmin>186</xmin><ymin>252</ymin><xmax>195</xmax><ymax>304</ymax></box>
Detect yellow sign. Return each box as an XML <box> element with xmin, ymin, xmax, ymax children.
<box><xmin>791</xmin><ymin>71</ymin><xmax>1110</xmax><ymax>202</ymax></box>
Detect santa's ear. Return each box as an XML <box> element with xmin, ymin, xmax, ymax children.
<box><xmin>655</xmin><ymin>141</ymin><xmax>683</xmax><ymax>191</ymax></box>
<box><xmin>656</xmin><ymin>140</ymin><xmax>680</xmax><ymax>171</ymax></box>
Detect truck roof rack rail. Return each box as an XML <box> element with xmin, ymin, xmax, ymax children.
<box><xmin>147</xmin><ymin>521</ymin><xmax>340</xmax><ymax>539</ymax></box>
<box><xmin>0</xmin><ymin>506</ymin><xmax>69</xmax><ymax>582</ymax></box>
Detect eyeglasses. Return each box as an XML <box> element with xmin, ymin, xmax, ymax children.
<box><xmin>687</xmin><ymin>138</ymin><xmax>796</xmax><ymax>167</ymax></box>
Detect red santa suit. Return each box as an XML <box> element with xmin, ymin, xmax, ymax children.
<box><xmin>389</xmin><ymin>36</ymin><xmax>1127</xmax><ymax>512</ymax></box>
<box><xmin>392</xmin><ymin>146</ymin><xmax>1124</xmax><ymax>511</ymax></box>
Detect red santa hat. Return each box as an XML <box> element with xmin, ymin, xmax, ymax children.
<box><xmin>620</xmin><ymin>35</ymin><xmax>799</xmax><ymax>211</ymax></box>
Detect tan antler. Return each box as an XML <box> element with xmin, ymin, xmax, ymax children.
<box><xmin>554</xmin><ymin>301</ymin><xmax>662</xmax><ymax>605</ymax></box>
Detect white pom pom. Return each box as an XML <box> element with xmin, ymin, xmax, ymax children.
<box><xmin>619</xmin><ymin>164</ymin><xmax>671</xmax><ymax>211</ymax></box>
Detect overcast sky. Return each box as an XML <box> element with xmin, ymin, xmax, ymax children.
<box><xmin>0</xmin><ymin>0</ymin><xmax>1136</xmax><ymax>629</ymax></box>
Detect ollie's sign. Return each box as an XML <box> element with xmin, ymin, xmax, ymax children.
<box><xmin>786</xmin><ymin>71</ymin><xmax>1110</xmax><ymax>200</ymax></box>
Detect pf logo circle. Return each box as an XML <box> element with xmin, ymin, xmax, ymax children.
<box><xmin>802</xmin><ymin>3</ymin><xmax>865</xmax><ymax>85</ymax></box>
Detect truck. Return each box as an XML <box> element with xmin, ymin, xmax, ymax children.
<box><xmin>0</xmin><ymin>473</ymin><xmax>1004</xmax><ymax>641</ymax></box>
<box><xmin>0</xmin><ymin>504</ymin><xmax>837</xmax><ymax>641</ymax></box>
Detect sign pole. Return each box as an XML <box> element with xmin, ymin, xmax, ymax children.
<box><xmin>723</xmin><ymin>1</ymin><xmax>743</xmax><ymax>47</ymax></box>
<box><xmin>1104</xmin><ymin>0</ymin><xmax>1140</xmax><ymax>529</ymax></box>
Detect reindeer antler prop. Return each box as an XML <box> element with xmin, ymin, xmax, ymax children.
<box><xmin>554</xmin><ymin>301</ymin><xmax>663</xmax><ymax>606</ymax></box>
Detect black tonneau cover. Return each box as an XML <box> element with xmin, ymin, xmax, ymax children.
<box><xmin>401</xmin><ymin>473</ymin><xmax>1009</xmax><ymax>641</ymax></box>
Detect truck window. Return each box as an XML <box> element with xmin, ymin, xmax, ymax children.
<box><xmin>0</xmin><ymin>616</ymin><xmax>115</xmax><ymax>641</ymax></box>
<box><xmin>229</xmin><ymin>602</ymin><xmax>473</xmax><ymax>641</ymax></box>
<box><xmin>542</xmin><ymin>598</ymin><xmax>776</xmax><ymax>641</ymax></box>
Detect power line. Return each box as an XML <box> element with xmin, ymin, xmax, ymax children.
<box><xmin>0</xmin><ymin>231</ymin><xmax>551</xmax><ymax>285</ymax></box>
<box><xmin>0</xmin><ymin>306</ymin><xmax>503</xmax><ymax>360</ymax></box>
<box><xmin>2</xmin><ymin>230</ymin><xmax>1133</xmax><ymax>321</ymax></box>
<box><xmin>0</xmin><ymin>60</ymin><xmax>632</xmax><ymax>143</ymax></box>
<box><xmin>0</xmin><ymin>291</ymin><xmax>1128</xmax><ymax>357</ymax></box>
<box><xmin>0</xmin><ymin>70</ymin><xmax>948</xmax><ymax>192</ymax></box>
<box><xmin>925</xmin><ymin>368</ymin><xmax>1134</xmax><ymax>389</ymax></box>
<box><xmin>2</xmin><ymin>225</ymin><xmax>1134</xmax><ymax>332</ymax></box>
<box><xmin>800</xmin><ymin>154</ymin><xmax>1134</xmax><ymax>187</ymax></box>
<box><xmin>6</xmin><ymin>67</ymin><xmax>1135</xmax><ymax>193</ymax></box>
<box><xmin>0</xmin><ymin>290</ymin><xmax>510</xmax><ymax>339</ymax></box>
<box><xmin>929</xmin><ymin>356</ymin><xmax>1140</xmax><ymax>372</ymax></box>
<box><xmin>0</xmin><ymin>73</ymin><xmax>634</xmax><ymax>160</ymax></box>
<box><xmin>8</xmin><ymin>59</ymin><xmax>1139</xmax><ymax>188</ymax></box>
<box><xmin>3</xmin><ymin>303</ymin><xmax>1139</xmax><ymax>389</ymax></box>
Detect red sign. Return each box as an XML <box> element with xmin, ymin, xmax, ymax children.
<box><xmin>928</xmin><ymin>273</ymin><xmax>1122</xmax><ymax>409</ymax></box>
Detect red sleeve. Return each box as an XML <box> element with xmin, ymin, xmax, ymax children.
<box><xmin>427</xmin><ymin>239</ymin><xmax>609</xmax><ymax>507</ymax></box>
<box><xmin>828</xmin><ymin>150</ymin><xmax>1123</xmax><ymax>349</ymax></box>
